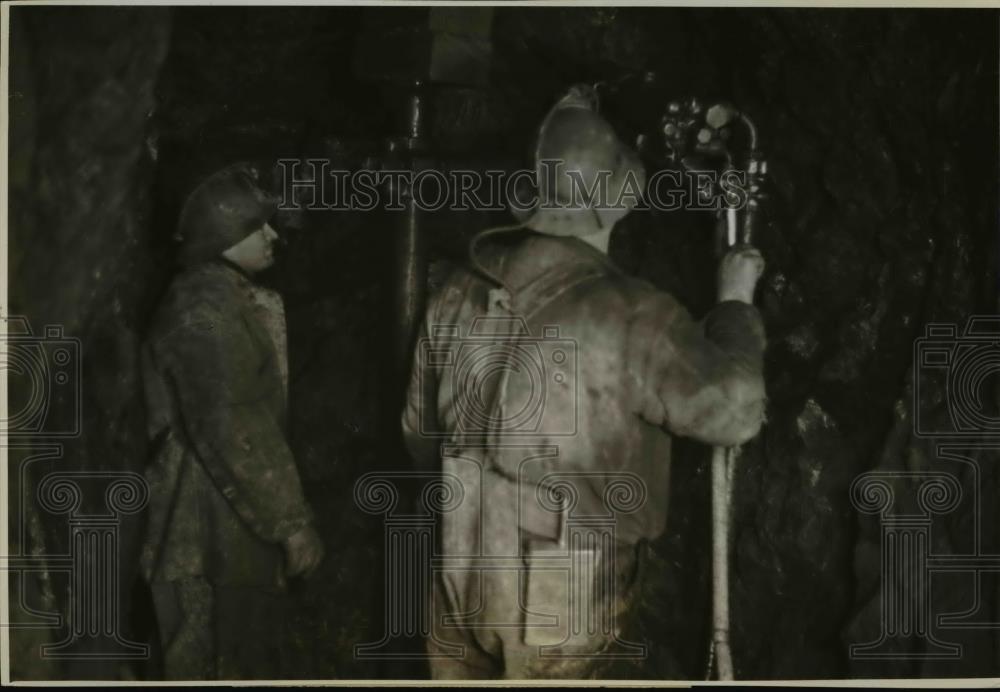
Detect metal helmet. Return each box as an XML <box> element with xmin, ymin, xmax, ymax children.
<box><xmin>513</xmin><ymin>85</ymin><xmax>646</xmax><ymax>237</ymax></box>
<box><xmin>175</xmin><ymin>162</ymin><xmax>279</xmax><ymax>266</ymax></box>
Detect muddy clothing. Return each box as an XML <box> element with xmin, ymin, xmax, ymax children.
<box><xmin>141</xmin><ymin>259</ymin><xmax>312</xmax><ymax>677</ymax></box>
<box><xmin>150</xmin><ymin>579</ymin><xmax>286</xmax><ymax>680</ymax></box>
<box><xmin>402</xmin><ymin>233</ymin><xmax>766</xmax><ymax>679</ymax></box>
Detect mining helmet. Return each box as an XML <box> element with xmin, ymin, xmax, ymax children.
<box><xmin>175</xmin><ymin>162</ymin><xmax>280</xmax><ymax>266</ymax></box>
<box><xmin>512</xmin><ymin>85</ymin><xmax>646</xmax><ymax>237</ymax></box>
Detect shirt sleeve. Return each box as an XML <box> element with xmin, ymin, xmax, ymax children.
<box><xmin>159</xmin><ymin>312</ymin><xmax>314</xmax><ymax>544</ymax></box>
<box><xmin>627</xmin><ymin>292</ymin><xmax>767</xmax><ymax>447</ymax></box>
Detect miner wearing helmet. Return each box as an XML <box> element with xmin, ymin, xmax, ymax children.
<box><xmin>402</xmin><ymin>86</ymin><xmax>767</xmax><ymax>679</ymax></box>
<box><xmin>141</xmin><ymin>163</ymin><xmax>323</xmax><ymax>679</ymax></box>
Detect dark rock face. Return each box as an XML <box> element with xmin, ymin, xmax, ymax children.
<box><xmin>8</xmin><ymin>5</ymin><xmax>998</xmax><ymax>680</ymax></box>
<box><xmin>600</xmin><ymin>9</ymin><xmax>998</xmax><ymax>681</ymax></box>
<box><xmin>8</xmin><ymin>6</ymin><xmax>170</xmax><ymax>680</ymax></box>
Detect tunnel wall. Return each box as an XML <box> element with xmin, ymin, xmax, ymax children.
<box><xmin>8</xmin><ymin>5</ymin><xmax>170</xmax><ymax>679</ymax></box>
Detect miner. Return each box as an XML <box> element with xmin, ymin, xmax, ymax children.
<box><xmin>140</xmin><ymin>163</ymin><xmax>324</xmax><ymax>680</ymax></box>
<box><xmin>402</xmin><ymin>87</ymin><xmax>766</xmax><ymax>679</ymax></box>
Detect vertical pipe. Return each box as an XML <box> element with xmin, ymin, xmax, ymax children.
<box><xmin>711</xmin><ymin>446</ymin><xmax>735</xmax><ymax>681</ymax></box>
<box><xmin>382</xmin><ymin>82</ymin><xmax>430</xmax><ymax>678</ymax></box>
<box><xmin>391</xmin><ymin>179</ymin><xmax>425</xmax><ymax>383</ymax></box>
<box><xmin>711</xmin><ymin>195</ymin><xmax>741</xmax><ymax>682</ymax></box>
<box><xmin>388</xmin><ymin>84</ymin><xmax>428</xmax><ymax>411</ymax></box>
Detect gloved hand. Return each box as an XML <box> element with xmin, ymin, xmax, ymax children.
<box><xmin>717</xmin><ymin>243</ymin><xmax>765</xmax><ymax>304</ymax></box>
<box><xmin>283</xmin><ymin>524</ymin><xmax>325</xmax><ymax>578</ymax></box>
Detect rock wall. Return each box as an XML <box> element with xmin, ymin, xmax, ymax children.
<box><xmin>8</xmin><ymin>6</ymin><xmax>170</xmax><ymax>679</ymax></box>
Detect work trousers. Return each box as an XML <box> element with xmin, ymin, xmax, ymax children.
<box><xmin>426</xmin><ymin>538</ymin><xmax>647</xmax><ymax>680</ymax></box>
<box><xmin>150</xmin><ymin>578</ymin><xmax>287</xmax><ymax>680</ymax></box>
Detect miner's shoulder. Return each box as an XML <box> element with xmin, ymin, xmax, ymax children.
<box><xmin>581</xmin><ymin>269</ymin><xmax>686</xmax><ymax>325</ymax></box>
<box><xmin>147</xmin><ymin>263</ymin><xmax>245</xmax><ymax>343</ymax></box>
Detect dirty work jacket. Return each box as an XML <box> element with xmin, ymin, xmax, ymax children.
<box><xmin>402</xmin><ymin>232</ymin><xmax>766</xmax><ymax>547</ymax></box>
<box><xmin>140</xmin><ymin>259</ymin><xmax>313</xmax><ymax>587</ymax></box>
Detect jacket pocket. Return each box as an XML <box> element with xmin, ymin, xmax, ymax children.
<box><xmin>522</xmin><ymin>536</ymin><xmax>602</xmax><ymax>648</ymax></box>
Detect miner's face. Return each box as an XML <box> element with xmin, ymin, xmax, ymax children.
<box><xmin>223</xmin><ymin>222</ymin><xmax>279</xmax><ymax>274</ymax></box>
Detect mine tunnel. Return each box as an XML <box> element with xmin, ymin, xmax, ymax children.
<box><xmin>6</xmin><ymin>4</ymin><xmax>1000</xmax><ymax>682</ymax></box>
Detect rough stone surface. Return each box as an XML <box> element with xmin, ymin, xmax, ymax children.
<box><xmin>8</xmin><ymin>6</ymin><xmax>170</xmax><ymax>680</ymax></box>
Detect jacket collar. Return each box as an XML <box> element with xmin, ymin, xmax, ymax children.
<box><xmin>501</xmin><ymin>233</ymin><xmax>619</xmax><ymax>293</ymax></box>
<box><xmin>214</xmin><ymin>257</ymin><xmax>256</xmax><ymax>283</ymax></box>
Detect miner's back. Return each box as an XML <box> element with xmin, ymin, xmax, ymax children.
<box><xmin>404</xmin><ymin>232</ymin><xmax>766</xmax><ymax>545</ymax></box>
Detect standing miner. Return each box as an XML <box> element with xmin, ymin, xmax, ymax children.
<box><xmin>141</xmin><ymin>163</ymin><xmax>324</xmax><ymax>680</ymax></box>
<box><xmin>402</xmin><ymin>87</ymin><xmax>767</xmax><ymax>679</ymax></box>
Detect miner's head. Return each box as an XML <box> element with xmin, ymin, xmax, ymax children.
<box><xmin>175</xmin><ymin>162</ymin><xmax>280</xmax><ymax>272</ymax></box>
<box><xmin>221</xmin><ymin>221</ymin><xmax>279</xmax><ymax>274</ymax></box>
<box><xmin>513</xmin><ymin>84</ymin><xmax>646</xmax><ymax>238</ymax></box>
